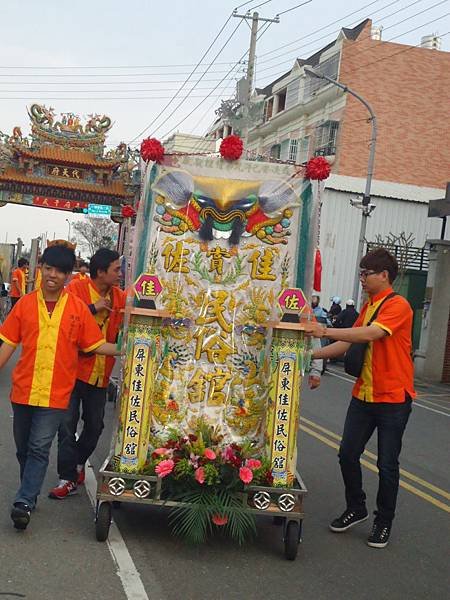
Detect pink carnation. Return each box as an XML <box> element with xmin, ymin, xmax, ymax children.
<box><xmin>195</xmin><ymin>467</ymin><xmax>205</xmax><ymax>484</ymax></box>
<box><xmin>203</xmin><ymin>448</ymin><xmax>216</xmax><ymax>460</ymax></box>
<box><xmin>153</xmin><ymin>447</ymin><xmax>169</xmax><ymax>456</ymax></box>
<box><xmin>239</xmin><ymin>466</ymin><xmax>253</xmax><ymax>484</ymax></box>
<box><xmin>246</xmin><ymin>459</ymin><xmax>262</xmax><ymax>471</ymax></box>
<box><xmin>155</xmin><ymin>459</ymin><xmax>174</xmax><ymax>478</ymax></box>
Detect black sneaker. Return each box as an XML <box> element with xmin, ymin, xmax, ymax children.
<box><xmin>11</xmin><ymin>502</ymin><xmax>31</xmax><ymax>530</ymax></box>
<box><xmin>367</xmin><ymin>522</ymin><xmax>391</xmax><ymax>548</ymax></box>
<box><xmin>329</xmin><ymin>508</ymin><xmax>368</xmax><ymax>532</ymax></box>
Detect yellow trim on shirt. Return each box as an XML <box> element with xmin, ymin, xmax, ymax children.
<box><xmin>371</xmin><ymin>320</ymin><xmax>392</xmax><ymax>336</ymax></box>
<box><xmin>0</xmin><ymin>333</ymin><xmax>17</xmax><ymax>348</ymax></box>
<box><xmin>82</xmin><ymin>338</ymin><xmax>106</xmax><ymax>354</ymax></box>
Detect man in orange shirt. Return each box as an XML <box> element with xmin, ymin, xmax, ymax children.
<box><xmin>9</xmin><ymin>257</ymin><xmax>29</xmax><ymax>308</ymax></box>
<box><xmin>49</xmin><ymin>248</ymin><xmax>126</xmax><ymax>499</ymax></box>
<box><xmin>70</xmin><ymin>261</ymin><xmax>89</xmax><ymax>282</ymax></box>
<box><xmin>0</xmin><ymin>245</ymin><xmax>119</xmax><ymax>530</ymax></box>
<box><xmin>306</xmin><ymin>248</ymin><xmax>414</xmax><ymax>549</ymax></box>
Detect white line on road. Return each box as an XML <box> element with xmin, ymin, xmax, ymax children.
<box><xmin>84</xmin><ymin>461</ymin><xmax>165</xmax><ymax>600</ymax></box>
<box><xmin>326</xmin><ymin>369</ymin><xmax>450</xmax><ymax>417</ymax></box>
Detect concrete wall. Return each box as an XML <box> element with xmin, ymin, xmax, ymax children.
<box><xmin>415</xmin><ymin>240</ymin><xmax>450</xmax><ymax>382</ymax></box>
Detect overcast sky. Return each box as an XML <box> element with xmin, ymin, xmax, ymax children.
<box><xmin>0</xmin><ymin>0</ymin><xmax>448</xmax><ymax>248</ymax></box>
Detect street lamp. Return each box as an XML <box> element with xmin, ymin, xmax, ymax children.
<box><xmin>304</xmin><ymin>66</ymin><xmax>377</xmax><ymax>305</ymax></box>
<box><xmin>65</xmin><ymin>218</ymin><xmax>71</xmax><ymax>241</ymax></box>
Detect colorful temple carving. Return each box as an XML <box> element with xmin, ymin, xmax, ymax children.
<box><xmin>0</xmin><ymin>104</ymin><xmax>139</xmax><ymax>216</ymax></box>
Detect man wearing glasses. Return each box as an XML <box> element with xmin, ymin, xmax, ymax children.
<box><xmin>305</xmin><ymin>248</ymin><xmax>415</xmax><ymax>549</ymax></box>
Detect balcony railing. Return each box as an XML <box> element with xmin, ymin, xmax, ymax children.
<box><xmin>314</xmin><ymin>145</ymin><xmax>336</xmax><ymax>157</ymax></box>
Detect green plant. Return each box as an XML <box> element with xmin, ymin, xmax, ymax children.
<box><xmin>169</xmin><ymin>487</ymin><xmax>256</xmax><ymax>545</ymax></box>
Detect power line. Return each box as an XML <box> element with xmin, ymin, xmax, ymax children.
<box><xmin>256</xmin><ymin>1</ymin><xmax>447</xmax><ymax>81</ymax></box>
<box><xmin>158</xmin><ymin>22</ymin><xmax>274</xmax><ymax>144</ymax></box>
<box><xmin>126</xmin><ymin>13</ymin><xmax>240</xmax><ymax>144</ymax></box>
<box><xmin>276</xmin><ymin>1</ymin><xmax>313</xmax><ymax>17</ymax></box>
<box><xmin>257</xmin><ymin>0</ymin><xmax>405</xmax><ymax>65</ymax></box>
<box><xmin>0</xmin><ymin>61</ymin><xmax>240</xmax><ymax>70</ymax></box>
<box><xmin>258</xmin><ymin>0</ymin><xmax>391</xmax><ymax>57</ymax></box>
<box><xmin>130</xmin><ymin>17</ymin><xmax>245</xmax><ymax>143</ymax></box>
<box><xmin>0</xmin><ymin>78</ymin><xmax>236</xmax><ymax>86</ymax></box>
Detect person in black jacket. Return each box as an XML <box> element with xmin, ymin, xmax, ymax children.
<box><xmin>333</xmin><ymin>299</ymin><xmax>359</xmax><ymax>329</ymax></box>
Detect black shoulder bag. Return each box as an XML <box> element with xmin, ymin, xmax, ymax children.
<box><xmin>344</xmin><ymin>292</ymin><xmax>396</xmax><ymax>378</ymax></box>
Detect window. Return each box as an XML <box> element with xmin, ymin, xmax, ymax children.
<box><xmin>276</xmin><ymin>89</ymin><xmax>287</xmax><ymax>113</ymax></box>
<box><xmin>314</xmin><ymin>120</ymin><xmax>339</xmax><ymax>156</ymax></box>
<box><xmin>279</xmin><ymin>140</ymin><xmax>290</xmax><ymax>161</ymax></box>
<box><xmin>285</xmin><ymin>79</ymin><xmax>301</xmax><ymax>110</ymax></box>
<box><xmin>288</xmin><ymin>139</ymin><xmax>298</xmax><ymax>162</ymax></box>
<box><xmin>297</xmin><ymin>136</ymin><xmax>310</xmax><ymax>163</ymax></box>
<box><xmin>270</xmin><ymin>144</ymin><xmax>281</xmax><ymax>159</ymax></box>
<box><xmin>304</xmin><ymin>53</ymin><xmax>340</xmax><ymax>101</ymax></box>
<box><xmin>264</xmin><ymin>97</ymin><xmax>274</xmax><ymax>121</ymax></box>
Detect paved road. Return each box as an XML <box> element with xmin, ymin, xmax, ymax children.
<box><xmin>0</xmin><ymin>358</ymin><xmax>449</xmax><ymax>600</ymax></box>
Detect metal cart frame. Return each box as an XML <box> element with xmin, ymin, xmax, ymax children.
<box><xmin>95</xmin><ymin>454</ymin><xmax>307</xmax><ymax>560</ymax></box>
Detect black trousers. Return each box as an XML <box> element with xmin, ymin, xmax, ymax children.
<box><xmin>339</xmin><ymin>396</ymin><xmax>412</xmax><ymax>525</ymax></box>
<box><xmin>57</xmin><ymin>379</ymin><xmax>107</xmax><ymax>481</ymax></box>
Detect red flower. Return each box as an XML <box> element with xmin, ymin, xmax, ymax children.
<box><xmin>155</xmin><ymin>459</ymin><xmax>174</xmax><ymax>478</ymax></box>
<box><xmin>195</xmin><ymin>467</ymin><xmax>205</xmax><ymax>485</ymax></box>
<box><xmin>203</xmin><ymin>448</ymin><xmax>216</xmax><ymax>460</ymax></box>
<box><xmin>121</xmin><ymin>205</ymin><xmax>136</xmax><ymax>218</ymax></box>
<box><xmin>219</xmin><ymin>135</ymin><xmax>243</xmax><ymax>161</ymax></box>
<box><xmin>140</xmin><ymin>137</ymin><xmax>165</xmax><ymax>163</ymax></box>
<box><xmin>305</xmin><ymin>156</ymin><xmax>331</xmax><ymax>180</ymax></box>
<box><xmin>265</xmin><ymin>471</ymin><xmax>274</xmax><ymax>486</ymax></box>
<box><xmin>211</xmin><ymin>514</ymin><xmax>228</xmax><ymax>526</ymax></box>
<box><xmin>167</xmin><ymin>400</ymin><xmax>179</xmax><ymax>412</ymax></box>
<box><xmin>239</xmin><ymin>466</ymin><xmax>253</xmax><ymax>484</ymax></box>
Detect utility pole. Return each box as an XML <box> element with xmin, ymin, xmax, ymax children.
<box><xmin>233</xmin><ymin>10</ymin><xmax>279</xmax><ymax>144</ymax></box>
<box><xmin>305</xmin><ymin>67</ymin><xmax>377</xmax><ymax>307</ymax></box>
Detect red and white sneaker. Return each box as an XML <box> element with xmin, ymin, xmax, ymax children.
<box><xmin>48</xmin><ymin>479</ymin><xmax>78</xmax><ymax>499</ymax></box>
<box><xmin>76</xmin><ymin>466</ymin><xmax>85</xmax><ymax>486</ymax></box>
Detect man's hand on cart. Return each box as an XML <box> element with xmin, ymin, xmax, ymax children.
<box><xmin>303</xmin><ymin>321</ymin><xmax>327</xmax><ymax>338</ymax></box>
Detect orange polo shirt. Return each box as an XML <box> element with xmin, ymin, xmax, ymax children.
<box><xmin>352</xmin><ymin>287</ymin><xmax>416</xmax><ymax>403</ymax></box>
<box><xmin>0</xmin><ymin>289</ymin><xmax>105</xmax><ymax>409</ymax></box>
<box><xmin>10</xmin><ymin>268</ymin><xmax>27</xmax><ymax>298</ymax></box>
<box><xmin>70</xmin><ymin>272</ymin><xmax>89</xmax><ymax>282</ymax></box>
<box><xmin>66</xmin><ymin>278</ymin><xmax>126</xmax><ymax>388</ymax></box>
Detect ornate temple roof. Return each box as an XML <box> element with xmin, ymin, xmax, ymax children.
<box><xmin>0</xmin><ymin>167</ymin><xmax>133</xmax><ymax>198</ymax></box>
<box><xmin>15</xmin><ymin>145</ymin><xmax>120</xmax><ymax>168</ymax></box>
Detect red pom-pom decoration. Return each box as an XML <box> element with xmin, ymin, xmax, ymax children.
<box><xmin>140</xmin><ymin>137</ymin><xmax>165</xmax><ymax>163</ymax></box>
<box><xmin>219</xmin><ymin>135</ymin><xmax>244</xmax><ymax>161</ymax></box>
<box><xmin>121</xmin><ymin>205</ymin><xmax>136</xmax><ymax>218</ymax></box>
<box><xmin>305</xmin><ymin>156</ymin><xmax>331</xmax><ymax>180</ymax></box>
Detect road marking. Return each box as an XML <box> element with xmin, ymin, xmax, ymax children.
<box><xmin>84</xmin><ymin>462</ymin><xmax>163</xmax><ymax>600</ymax></box>
<box><xmin>299</xmin><ymin>424</ymin><xmax>450</xmax><ymax>514</ymax></box>
<box><xmin>415</xmin><ymin>397</ymin><xmax>450</xmax><ymax>412</ymax></box>
<box><xmin>301</xmin><ymin>416</ymin><xmax>450</xmax><ymax>501</ymax></box>
<box><xmin>326</xmin><ymin>369</ymin><xmax>450</xmax><ymax>417</ymax></box>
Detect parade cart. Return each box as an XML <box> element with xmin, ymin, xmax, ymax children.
<box><xmin>94</xmin><ymin>140</ymin><xmax>329</xmax><ymax>560</ymax></box>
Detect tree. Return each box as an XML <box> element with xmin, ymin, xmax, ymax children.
<box><xmin>71</xmin><ymin>217</ymin><xmax>118</xmax><ymax>256</ymax></box>
<box><xmin>367</xmin><ymin>231</ymin><xmax>421</xmax><ymax>290</ymax></box>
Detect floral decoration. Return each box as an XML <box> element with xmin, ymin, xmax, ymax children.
<box><xmin>305</xmin><ymin>156</ymin><xmax>331</xmax><ymax>180</ymax></box>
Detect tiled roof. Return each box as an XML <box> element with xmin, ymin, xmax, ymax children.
<box><xmin>0</xmin><ymin>167</ymin><xmax>133</xmax><ymax>198</ymax></box>
<box><xmin>16</xmin><ymin>145</ymin><xmax>119</xmax><ymax>168</ymax></box>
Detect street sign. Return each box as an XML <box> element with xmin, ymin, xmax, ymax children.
<box><xmin>88</xmin><ymin>203</ymin><xmax>112</xmax><ymax>217</ymax></box>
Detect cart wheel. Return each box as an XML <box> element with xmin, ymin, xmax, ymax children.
<box><xmin>96</xmin><ymin>502</ymin><xmax>112</xmax><ymax>542</ymax></box>
<box><xmin>284</xmin><ymin>520</ymin><xmax>299</xmax><ymax>561</ymax></box>
<box><xmin>112</xmin><ymin>501</ymin><xmax>122</xmax><ymax>509</ymax></box>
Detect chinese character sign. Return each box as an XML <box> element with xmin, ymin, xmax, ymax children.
<box><xmin>119</xmin><ymin>155</ymin><xmax>317</xmax><ymax>474</ymax></box>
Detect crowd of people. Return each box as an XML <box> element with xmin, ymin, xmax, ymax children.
<box><xmin>0</xmin><ymin>245</ymin><xmax>416</xmax><ymax>551</ymax></box>
<box><xmin>0</xmin><ymin>244</ymin><xmax>125</xmax><ymax>530</ymax></box>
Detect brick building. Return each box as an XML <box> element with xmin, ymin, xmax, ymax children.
<box><xmin>209</xmin><ymin>19</ymin><xmax>449</xmax><ymax>189</ymax></box>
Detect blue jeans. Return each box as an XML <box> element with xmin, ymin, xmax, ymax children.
<box><xmin>12</xmin><ymin>403</ymin><xmax>64</xmax><ymax>509</ymax></box>
<box><xmin>339</xmin><ymin>396</ymin><xmax>412</xmax><ymax>525</ymax></box>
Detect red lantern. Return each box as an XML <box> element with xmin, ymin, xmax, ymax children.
<box><xmin>219</xmin><ymin>135</ymin><xmax>244</xmax><ymax>161</ymax></box>
<box><xmin>305</xmin><ymin>156</ymin><xmax>331</xmax><ymax>181</ymax></box>
<box><xmin>140</xmin><ymin>137</ymin><xmax>165</xmax><ymax>163</ymax></box>
<box><xmin>121</xmin><ymin>205</ymin><xmax>136</xmax><ymax>218</ymax></box>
